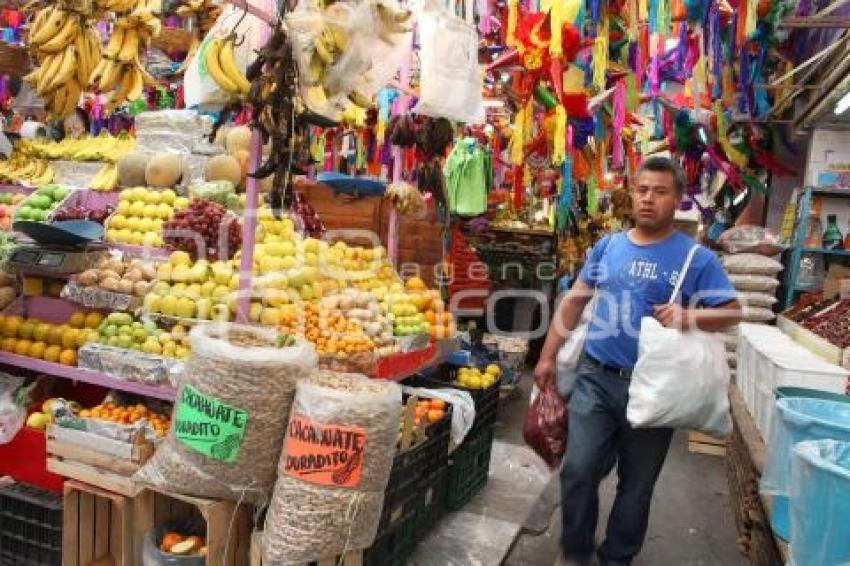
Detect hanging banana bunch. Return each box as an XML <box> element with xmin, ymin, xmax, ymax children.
<box><xmin>90</xmin><ymin>0</ymin><xmax>162</xmax><ymax>110</ymax></box>
<box><xmin>24</xmin><ymin>3</ymin><xmax>103</xmax><ymax>119</ymax></box>
<box><xmin>173</xmin><ymin>0</ymin><xmax>221</xmax><ymax>74</ymax></box>
<box><xmin>203</xmin><ymin>33</ymin><xmax>251</xmax><ymax>99</ymax></box>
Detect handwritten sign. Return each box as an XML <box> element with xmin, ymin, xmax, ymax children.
<box><xmin>173</xmin><ymin>385</ymin><xmax>248</xmax><ymax>463</ymax></box>
<box><xmin>282</xmin><ymin>415</ymin><xmax>367</xmax><ymax>488</ymax></box>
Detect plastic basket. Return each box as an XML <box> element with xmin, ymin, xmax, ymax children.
<box><xmin>447</xmin><ymin>425</ymin><xmax>494</xmax><ymax>510</ymax></box>
<box><xmin>0</xmin><ymin>483</ymin><xmax>63</xmax><ymax>566</ymax></box>
<box><xmin>415</xmin><ymin>466</ymin><xmax>448</xmax><ymax>540</ymax></box>
<box><xmin>378</xmin><ymin>402</ymin><xmax>451</xmax><ymax>537</ymax></box>
<box><xmin>363</xmin><ymin>509</ymin><xmax>418</xmax><ymax>566</ymax></box>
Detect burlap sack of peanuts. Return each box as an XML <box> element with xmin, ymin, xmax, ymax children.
<box><xmin>262</xmin><ymin>371</ymin><xmax>402</xmax><ymax>564</ymax></box>
<box><xmin>134</xmin><ymin>323</ymin><xmax>317</xmax><ymax>504</ymax></box>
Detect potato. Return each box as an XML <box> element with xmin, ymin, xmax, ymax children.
<box><xmin>116</xmin><ymin>279</ymin><xmax>134</xmax><ymax>295</ymax></box>
<box><xmin>104</xmin><ymin>259</ymin><xmax>125</xmax><ymax>276</ymax></box>
<box><xmin>100</xmin><ymin>277</ymin><xmax>120</xmax><ymax>292</ymax></box>
<box><xmin>77</xmin><ymin>269</ymin><xmax>99</xmax><ymax>287</ymax></box>
<box><xmin>133</xmin><ymin>280</ymin><xmax>152</xmax><ymax>297</ymax></box>
<box><xmin>98</xmin><ymin>270</ymin><xmax>120</xmax><ymax>283</ymax></box>
<box><xmin>123</xmin><ymin>268</ymin><xmax>143</xmax><ymax>283</ymax></box>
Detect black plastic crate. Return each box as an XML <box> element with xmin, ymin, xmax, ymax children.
<box><xmin>447</xmin><ymin>425</ymin><xmax>495</xmax><ymax>511</ymax></box>
<box><xmin>0</xmin><ymin>483</ymin><xmax>62</xmax><ymax>566</ymax></box>
<box><xmin>377</xmin><ymin>401</ymin><xmax>451</xmax><ymax>537</ymax></box>
<box><xmin>411</xmin><ymin>364</ymin><xmax>500</xmax><ymax>432</ymax></box>
<box><xmin>415</xmin><ymin>466</ymin><xmax>448</xmax><ymax>540</ymax></box>
<box><xmin>363</xmin><ymin>509</ymin><xmax>418</xmax><ymax>566</ymax></box>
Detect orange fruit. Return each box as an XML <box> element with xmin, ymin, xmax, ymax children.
<box><xmin>427</xmin><ymin>409</ymin><xmax>444</xmax><ymax>423</ymax></box>
<box><xmin>3</xmin><ymin>316</ymin><xmax>22</xmax><ymax>338</ymax></box>
<box><xmin>84</xmin><ymin>312</ymin><xmax>103</xmax><ymax>329</ymax></box>
<box><xmin>429</xmin><ymin>399</ymin><xmax>447</xmax><ymax>411</ymax></box>
<box><xmin>28</xmin><ymin>341</ymin><xmax>47</xmax><ymax>359</ymax></box>
<box><xmin>43</xmin><ymin>345</ymin><xmax>62</xmax><ymax>362</ymax></box>
<box><xmin>59</xmin><ymin>349</ymin><xmax>77</xmax><ymax>366</ymax></box>
<box><xmin>46</xmin><ymin>326</ymin><xmax>63</xmax><ymax>346</ymax></box>
<box><xmin>61</xmin><ymin>329</ymin><xmax>78</xmax><ymax>349</ymax></box>
<box><xmin>14</xmin><ymin>339</ymin><xmax>32</xmax><ymax>356</ymax></box>
<box><xmin>69</xmin><ymin>312</ymin><xmax>86</xmax><ymax>329</ymax></box>
<box><xmin>1</xmin><ymin>337</ymin><xmax>15</xmax><ymax>352</ymax></box>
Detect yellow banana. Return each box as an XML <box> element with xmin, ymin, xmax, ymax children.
<box><xmin>126</xmin><ymin>67</ymin><xmax>144</xmax><ymax>101</ymax></box>
<box><xmin>29</xmin><ymin>7</ymin><xmax>66</xmax><ymax>46</ymax></box>
<box><xmin>37</xmin><ymin>52</ymin><xmax>65</xmax><ymax>94</ymax></box>
<box><xmin>117</xmin><ymin>28</ymin><xmax>139</xmax><ymax>62</ymax></box>
<box><xmin>29</xmin><ymin>7</ymin><xmax>51</xmax><ymax>42</ymax></box>
<box><xmin>314</xmin><ymin>36</ymin><xmax>334</xmax><ymax>65</ymax></box>
<box><xmin>44</xmin><ymin>47</ymin><xmax>77</xmax><ymax>92</ymax></box>
<box><xmin>23</xmin><ymin>66</ymin><xmax>42</xmax><ymax>88</ymax></box>
<box><xmin>39</xmin><ymin>16</ymin><xmax>80</xmax><ymax>53</ymax></box>
<box><xmin>62</xmin><ymin>79</ymin><xmax>82</xmax><ymax>117</ymax></box>
<box><xmin>218</xmin><ymin>38</ymin><xmax>250</xmax><ymax>95</ymax></box>
<box><xmin>132</xmin><ymin>53</ymin><xmax>159</xmax><ymax>86</ymax></box>
<box><xmin>105</xmin><ymin>26</ymin><xmax>126</xmax><ymax>59</ymax></box>
<box><xmin>108</xmin><ymin>70</ymin><xmax>134</xmax><ymax>107</ymax></box>
<box><xmin>75</xmin><ymin>33</ymin><xmax>91</xmax><ymax>87</ymax></box>
<box><xmin>99</xmin><ymin>60</ymin><xmax>124</xmax><ymax>92</ymax></box>
<box><xmin>204</xmin><ymin>38</ymin><xmax>238</xmax><ymax>94</ymax></box>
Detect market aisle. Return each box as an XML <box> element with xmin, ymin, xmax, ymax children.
<box><xmin>498</xmin><ymin>378</ymin><xmax>746</xmax><ymax>566</ymax></box>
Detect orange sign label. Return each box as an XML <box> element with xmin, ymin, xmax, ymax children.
<box><xmin>282</xmin><ymin>416</ymin><xmax>367</xmax><ymax>488</ymax></box>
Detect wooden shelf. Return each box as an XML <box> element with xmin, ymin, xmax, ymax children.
<box><xmin>0</xmin><ymin>352</ymin><xmax>176</xmax><ymax>401</ymax></box>
<box><xmin>0</xmin><ymin>42</ymin><xmax>31</xmax><ymax>77</ymax></box>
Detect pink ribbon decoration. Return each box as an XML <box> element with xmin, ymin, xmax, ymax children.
<box><xmin>612</xmin><ymin>80</ymin><xmax>626</xmax><ymax>168</ymax></box>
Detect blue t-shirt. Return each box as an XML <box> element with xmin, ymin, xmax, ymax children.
<box><xmin>578</xmin><ymin>231</ymin><xmax>737</xmax><ymax>369</ymax></box>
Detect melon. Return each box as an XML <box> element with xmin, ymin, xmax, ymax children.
<box><xmin>225</xmin><ymin>125</ymin><xmax>252</xmax><ymax>154</ymax></box>
<box><xmin>232</xmin><ymin>149</ymin><xmax>250</xmax><ymax>189</ymax></box>
<box><xmin>204</xmin><ymin>154</ymin><xmax>242</xmax><ymax>187</ymax></box>
<box><xmin>145</xmin><ymin>153</ymin><xmax>183</xmax><ymax>188</ymax></box>
<box><xmin>117</xmin><ymin>152</ymin><xmax>151</xmax><ymax>188</ymax></box>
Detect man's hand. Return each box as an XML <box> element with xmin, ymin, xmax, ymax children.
<box><xmin>533</xmin><ymin>357</ymin><xmax>556</xmax><ymax>389</ymax></box>
<box><xmin>653</xmin><ymin>303</ymin><xmax>691</xmax><ymax>329</ymax></box>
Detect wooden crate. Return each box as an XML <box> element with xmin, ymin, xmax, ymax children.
<box><xmin>687</xmin><ymin>430</ymin><xmax>727</xmax><ymax>457</ymax></box>
<box><xmin>63</xmin><ymin>480</ymin><xmax>133</xmax><ymax>566</ymax></box>
<box><xmin>133</xmin><ymin>487</ymin><xmax>253</xmax><ymax>566</ymax></box>
<box><xmin>46</xmin><ymin>425</ymin><xmax>153</xmax><ymax>498</ymax></box>
<box><xmin>249</xmin><ymin>531</ymin><xmax>363</xmax><ymax>566</ymax></box>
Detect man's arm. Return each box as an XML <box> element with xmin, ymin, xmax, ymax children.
<box><xmin>533</xmin><ymin>280</ymin><xmax>595</xmax><ymax>387</ymax></box>
<box><xmin>653</xmin><ymin>299</ymin><xmax>742</xmax><ymax>331</ymax></box>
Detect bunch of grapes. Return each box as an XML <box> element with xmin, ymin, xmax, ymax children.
<box><xmin>162</xmin><ymin>198</ymin><xmax>241</xmax><ymax>260</ymax></box>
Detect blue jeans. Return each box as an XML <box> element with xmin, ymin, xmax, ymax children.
<box><xmin>560</xmin><ymin>357</ymin><xmax>674</xmax><ymax>566</ymax></box>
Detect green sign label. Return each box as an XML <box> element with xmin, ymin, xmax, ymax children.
<box><xmin>173</xmin><ymin>385</ymin><xmax>248</xmax><ymax>463</ymax></box>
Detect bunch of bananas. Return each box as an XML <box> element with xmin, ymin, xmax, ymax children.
<box><xmin>24</xmin><ymin>5</ymin><xmax>103</xmax><ymax>119</ymax></box>
<box><xmin>89</xmin><ymin>163</ymin><xmax>119</xmax><ymax>191</ymax></box>
<box><xmin>0</xmin><ymin>157</ymin><xmax>54</xmax><ymax>186</ymax></box>
<box><xmin>173</xmin><ymin>0</ymin><xmax>221</xmax><ymax>74</ymax></box>
<box><xmin>204</xmin><ymin>34</ymin><xmax>251</xmax><ymax>98</ymax></box>
<box><xmin>91</xmin><ymin>5</ymin><xmax>162</xmax><ymax>109</ymax></box>
<box><xmin>17</xmin><ymin>132</ymin><xmax>136</xmax><ymax>163</ymax></box>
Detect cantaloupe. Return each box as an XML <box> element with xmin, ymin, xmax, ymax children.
<box><xmin>145</xmin><ymin>153</ymin><xmax>183</xmax><ymax>188</ymax></box>
<box><xmin>232</xmin><ymin>149</ymin><xmax>250</xmax><ymax>189</ymax></box>
<box><xmin>117</xmin><ymin>152</ymin><xmax>151</xmax><ymax>188</ymax></box>
<box><xmin>204</xmin><ymin>154</ymin><xmax>242</xmax><ymax>187</ymax></box>
<box><xmin>225</xmin><ymin>125</ymin><xmax>252</xmax><ymax>154</ymax></box>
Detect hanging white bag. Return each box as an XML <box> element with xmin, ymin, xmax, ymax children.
<box><xmin>413</xmin><ymin>0</ymin><xmax>485</xmax><ymax>124</ymax></box>
<box><xmin>554</xmin><ymin>235</ymin><xmax>616</xmax><ymax>397</ymax></box>
<box><xmin>184</xmin><ymin>1</ymin><xmax>271</xmax><ymax>110</ymax></box>
<box><xmin>626</xmin><ymin>244</ymin><xmax>732</xmax><ymax>438</ymax></box>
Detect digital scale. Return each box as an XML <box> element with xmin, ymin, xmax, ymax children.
<box><xmin>7</xmin><ymin>243</ymin><xmax>108</xmax><ymax>275</ymax></box>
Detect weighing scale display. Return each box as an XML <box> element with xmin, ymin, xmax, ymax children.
<box><xmin>10</xmin><ymin>250</ymin><xmax>39</xmax><ymax>264</ymax></box>
<box><xmin>38</xmin><ymin>252</ymin><xmax>65</xmax><ymax>267</ymax></box>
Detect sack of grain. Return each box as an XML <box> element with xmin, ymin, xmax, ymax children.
<box><xmin>721</xmin><ymin>253</ymin><xmax>784</xmax><ymax>275</ymax></box>
<box><xmin>134</xmin><ymin>323</ymin><xmax>317</xmax><ymax>504</ymax></box>
<box><xmin>729</xmin><ymin>274</ymin><xmax>779</xmax><ymax>292</ymax></box>
<box><xmin>742</xmin><ymin>306</ymin><xmax>776</xmax><ymax>323</ymax></box>
<box><xmin>738</xmin><ymin>291</ymin><xmax>778</xmax><ymax>308</ymax></box>
<box><xmin>263</xmin><ymin>371</ymin><xmax>402</xmax><ymax>564</ymax></box>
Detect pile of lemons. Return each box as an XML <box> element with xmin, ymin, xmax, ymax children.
<box><xmin>455</xmin><ymin>364</ymin><xmax>501</xmax><ymax>390</ymax></box>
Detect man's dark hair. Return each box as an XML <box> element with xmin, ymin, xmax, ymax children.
<box><xmin>638</xmin><ymin>156</ymin><xmax>686</xmax><ymax>195</ymax></box>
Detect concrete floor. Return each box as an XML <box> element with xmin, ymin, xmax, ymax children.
<box><xmin>498</xmin><ymin>378</ymin><xmax>747</xmax><ymax>566</ymax></box>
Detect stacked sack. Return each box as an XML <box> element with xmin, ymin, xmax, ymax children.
<box><xmin>717</xmin><ymin>226</ymin><xmax>785</xmax><ymax>378</ymax></box>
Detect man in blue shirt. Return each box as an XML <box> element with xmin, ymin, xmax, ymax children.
<box><xmin>534</xmin><ymin>157</ymin><xmax>741</xmax><ymax>566</ymax></box>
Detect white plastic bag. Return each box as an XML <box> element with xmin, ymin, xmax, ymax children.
<box><xmin>627</xmin><ymin>245</ymin><xmax>733</xmax><ymax>438</ymax></box>
<box><xmin>413</xmin><ymin>0</ymin><xmax>484</xmax><ymax>124</ymax></box>
<box><xmin>0</xmin><ymin>374</ymin><xmax>25</xmax><ymax>445</ymax></box>
<box><xmin>401</xmin><ymin>385</ymin><xmax>475</xmax><ymax>447</ymax></box>
<box><xmin>555</xmin><ymin>302</ymin><xmax>593</xmax><ymax>398</ymax></box>
<box><xmin>184</xmin><ymin>2</ymin><xmax>271</xmax><ymax>109</ymax></box>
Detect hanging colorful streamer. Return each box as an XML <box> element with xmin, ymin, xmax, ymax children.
<box><xmin>612</xmin><ymin>81</ymin><xmax>626</xmax><ymax>168</ymax></box>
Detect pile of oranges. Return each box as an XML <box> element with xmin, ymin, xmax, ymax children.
<box><xmin>78</xmin><ymin>402</ymin><xmax>171</xmax><ymax>437</ymax></box>
<box><xmin>412</xmin><ymin>397</ymin><xmax>447</xmax><ymax>425</ymax></box>
<box><xmin>280</xmin><ymin>302</ymin><xmax>374</xmax><ymax>358</ymax></box>
<box><xmin>0</xmin><ymin>311</ymin><xmax>102</xmax><ymax>366</ymax></box>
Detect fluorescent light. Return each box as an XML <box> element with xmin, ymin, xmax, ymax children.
<box><xmin>834</xmin><ymin>91</ymin><xmax>850</xmax><ymax>115</ymax></box>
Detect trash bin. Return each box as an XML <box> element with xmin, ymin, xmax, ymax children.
<box><xmin>761</xmin><ymin>397</ymin><xmax>850</xmax><ymax>541</ymax></box>
<box><xmin>790</xmin><ymin>439</ymin><xmax>850</xmax><ymax>566</ymax></box>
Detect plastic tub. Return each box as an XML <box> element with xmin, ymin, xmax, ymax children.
<box><xmin>775</xmin><ymin>387</ymin><xmax>850</xmax><ymax>404</ymax></box>
<box><xmin>761</xmin><ymin>398</ymin><xmax>850</xmax><ymax>541</ymax></box>
<box><xmin>790</xmin><ymin>439</ymin><xmax>850</xmax><ymax>566</ymax></box>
